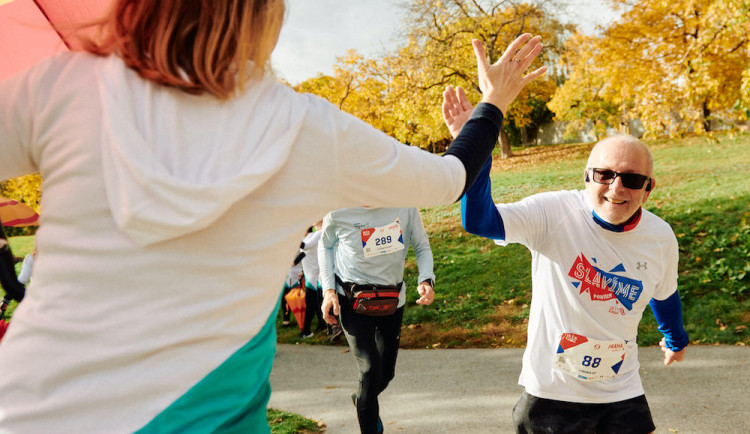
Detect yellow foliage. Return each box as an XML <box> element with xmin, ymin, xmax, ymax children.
<box><xmin>0</xmin><ymin>174</ymin><xmax>42</xmax><ymax>213</ymax></box>
<box><xmin>550</xmin><ymin>0</ymin><xmax>750</xmax><ymax>136</ymax></box>
<box><xmin>294</xmin><ymin>50</ymin><xmax>390</xmax><ymax>132</ymax></box>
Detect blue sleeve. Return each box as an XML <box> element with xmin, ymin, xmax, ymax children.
<box><xmin>649</xmin><ymin>290</ymin><xmax>689</xmax><ymax>351</ymax></box>
<box><xmin>460</xmin><ymin>157</ymin><xmax>505</xmax><ymax>240</ymax></box>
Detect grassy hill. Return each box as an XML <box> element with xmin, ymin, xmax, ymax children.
<box><xmin>278</xmin><ymin>132</ymin><xmax>750</xmax><ymax>349</ymax></box>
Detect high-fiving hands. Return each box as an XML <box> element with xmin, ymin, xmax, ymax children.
<box><xmin>443</xmin><ymin>34</ymin><xmax>547</xmax><ymax>138</ymax></box>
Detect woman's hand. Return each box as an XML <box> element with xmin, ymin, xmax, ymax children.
<box><xmin>474</xmin><ymin>34</ymin><xmax>547</xmax><ymax>115</ymax></box>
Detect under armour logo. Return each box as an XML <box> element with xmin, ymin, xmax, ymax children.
<box><xmin>636</xmin><ymin>262</ymin><xmax>647</xmax><ymax>270</ymax></box>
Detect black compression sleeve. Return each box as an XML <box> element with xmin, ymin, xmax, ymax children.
<box><xmin>293</xmin><ymin>251</ymin><xmax>306</xmax><ymax>266</ymax></box>
<box><xmin>443</xmin><ymin>103</ymin><xmax>503</xmax><ymax>198</ymax></box>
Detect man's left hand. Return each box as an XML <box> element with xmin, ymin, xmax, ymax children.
<box><xmin>416</xmin><ymin>282</ymin><xmax>435</xmax><ymax>306</ymax></box>
<box><xmin>660</xmin><ymin>337</ymin><xmax>686</xmax><ymax>366</ymax></box>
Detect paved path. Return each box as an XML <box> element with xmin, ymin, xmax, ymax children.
<box><xmin>269</xmin><ymin>343</ymin><xmax>749</xmax><ymax>433</ymax></box>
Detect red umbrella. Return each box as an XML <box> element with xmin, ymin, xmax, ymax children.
<box><xmin>0</xmin><ymin>0</ymin><xmax>111</xmax><ymax>81</ymax></box>
<box><xmin>0</xmin><ymin>195</ymin><xmax>39</xmax><ymax>227</ymax></box>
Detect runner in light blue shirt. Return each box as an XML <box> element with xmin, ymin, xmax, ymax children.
<box><xmin>319</xmin><ymin>207</ymin><xmax>435</xmax><ymax>434</ymax></box>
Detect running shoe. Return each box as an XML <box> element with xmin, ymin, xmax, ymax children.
<box><xmin>329</xmin><ymin>325</ymin><xmax>343</xmax><ymax>342</ymax></box>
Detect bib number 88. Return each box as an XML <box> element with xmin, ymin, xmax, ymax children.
<box><xmin>582</xmin><ymin>356</ymin><xmax>601</xmax><ymax>368</ymax></box>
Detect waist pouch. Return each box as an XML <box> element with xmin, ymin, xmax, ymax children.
<box><xmin>336</xmin><ymin>275</ymin><xmax>402</xmax><ymax>317</ymax></box>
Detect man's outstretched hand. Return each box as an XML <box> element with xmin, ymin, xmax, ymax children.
<box><xmin>442</xmin><ymin>85</ymin><xmax>472</xmax><ymax>139</ymax></box>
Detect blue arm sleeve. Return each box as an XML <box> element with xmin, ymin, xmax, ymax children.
<box><xmin>649</xmin><ymin>291</ymin><xmax>689</xmax><ymax>351</ymax></box>
<box><xmin>460</xmin><ymin>157</ymin><xmax>505</xmax><ymax>240</ymax></box>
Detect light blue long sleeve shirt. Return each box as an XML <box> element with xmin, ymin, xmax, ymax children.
<box><xmin>318</xmin><ymin>207</ymin><xmax>434</xmax><ymax>307</ymax></box>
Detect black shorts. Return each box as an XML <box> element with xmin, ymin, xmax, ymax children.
<box><xmin>512</xmin><ymin>390</ymin><xmax>656</xmax><ymax>434</ymax></box>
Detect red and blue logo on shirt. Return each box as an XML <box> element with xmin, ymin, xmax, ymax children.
<box><xmin>361</xmin><ymin>228</ymin><xmax>375</xmax><ymax>247</ymax></box>
<box><xmin>568</xmin><ymin>254</ymin><xmax>643</xmax><ymax>311</ymax></box>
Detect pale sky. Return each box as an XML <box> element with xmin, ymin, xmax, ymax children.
<box><xmin>272</xmin><ymin>0</ymin><xmax>621</xmax><ymax>85</ymax></box>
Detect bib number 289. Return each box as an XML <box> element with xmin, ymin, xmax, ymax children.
<box><xmin>375</xmin><ymin>236</ymin><xmax>392</xmax><ymax>246</ymax></box>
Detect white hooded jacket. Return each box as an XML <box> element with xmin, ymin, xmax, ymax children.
<box><xmin>0</xmin><ymin>52</ymin><xmax>465</xmax><ymax>432</ymax></box>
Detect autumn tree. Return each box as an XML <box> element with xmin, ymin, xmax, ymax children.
<box><xmin>549</xmin><ymin>0</ymin><xmax>750</xmax><ymax>137</ymax></box>
<box><xmin>737</xmin><ymin>1</ymin><xmax>750</xmax><ymax>116</ymax></box>
<box><xmin>294</xmin><ymin>50</ymin><xmax>391</xmax><ymax>132</ymax></box>
<box><xmin>375</xmin><ymin>0</ymin><xmax>567</xmax><ymax>157</ymax></box>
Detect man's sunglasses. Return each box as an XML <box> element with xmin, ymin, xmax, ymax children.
<box><xmin>588</xmin><ymin>168</ymin><xmax>651</xmax><ymax>190</ymax></box>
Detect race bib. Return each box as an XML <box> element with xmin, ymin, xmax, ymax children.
<box><xmin>553</xmin><ymin>333</ymin><xmax>627</xmax><ymax>381</ymax></box>
<box><xmin>361</xmin><ymin>220</ymin><xmax>405</xmax><ymax>258</ymax></box>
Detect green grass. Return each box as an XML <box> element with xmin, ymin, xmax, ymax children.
<box><xmin>267</xmin><ymin>408</ymin><xmax>324</xmax><ymax>433</ymax></box>
<box><xmin>7</xmin><ymin>236</ymin><xmax>34</xmax><ymax>256</ymax></box>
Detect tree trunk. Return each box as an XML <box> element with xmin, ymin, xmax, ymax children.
<box><xmin>499</xmin><ymin>130</ymin><xmax>512</xmax><ymax>159</ymax></box>
<box><xmin>520</xmin><ymin>127</ymin><xmax>529</xmax><ymax>146</ymax></box>
<box><xmin>702</xmin><ymin>101</ymin><xmax>711</xmax><ymax>132</ymax></box>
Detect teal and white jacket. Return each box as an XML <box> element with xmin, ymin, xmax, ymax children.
<box><xmin>0</xmin><ymin>52</ymin><xmax>477</xmax><ymax>433</ymax></box>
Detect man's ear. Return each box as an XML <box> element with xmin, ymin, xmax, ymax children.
<box><xmin>584</xmin><ymin>170</ymin><xmax>590</xmax><ymax>183</ymax></box>
<box><xmin>642</xmin><ymin>179</ymin><xmax>656</xmax><ymax>203</ymax></box>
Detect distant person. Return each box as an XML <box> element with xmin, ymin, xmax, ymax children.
<box><xmin>444</xmin><ymin>91</ymin><xmax>688</xmax><ymax>434</ymax></box>
<box><xmin>281</xmin><ymin>261</ymin><xmax>304</xmax><ymax>328</ymax></box>
<box><xmin>0</xmin><ymin>0</ymin><xmax>546</xmax><ymax>429</ymax></box>
<box><xmin>320</xmin><ymin>207</ymin><xmax>435</xmax><ymax>434</ymax></box>
<box><xmin>294</xmin><ymin>220</ymin><xmax>331</xmax><ymax>339</ymax></box>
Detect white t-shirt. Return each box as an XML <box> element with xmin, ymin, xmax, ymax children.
<box><xmin>496</xmin><ymin>190</ymin><xmax>678</xmax><ymax>403</ymax></box>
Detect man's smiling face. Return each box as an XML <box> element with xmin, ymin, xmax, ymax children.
<box><xmin>584</xmin><ymin>136</ymin><xmax>654</xmax><ymax>225</ymax></box>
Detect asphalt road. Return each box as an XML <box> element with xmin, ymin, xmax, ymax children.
<box><xmin>268</xmin><ymin>343</ymin><xmax>749</xmax><ymax>433</ymax></box>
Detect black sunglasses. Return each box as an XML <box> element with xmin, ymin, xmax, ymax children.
<box><xmin>588</xmin><ymin>168</ymin><xmax>651</xmax><ymax>190</ymax></box>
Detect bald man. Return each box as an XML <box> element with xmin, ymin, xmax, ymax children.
<box><xmin>443</xmin><ymin>89</ymin><xmax>688</xmax><ymax>434</ymax></box>
<box><xmin>461</xmin><ymin>133</ymin><xmax>688</xmax><ymax>434</ymax></box>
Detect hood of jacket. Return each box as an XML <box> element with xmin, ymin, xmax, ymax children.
<box><xmin>95</xmin><ymin>57</ymin><xmax>307</xmax><ymax>246</ymax></box>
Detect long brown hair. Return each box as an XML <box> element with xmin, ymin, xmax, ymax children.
<box><xmin>85</xmin><ymin>0</ymin><xmax>285</xmax><ymax>99</ymax></box>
